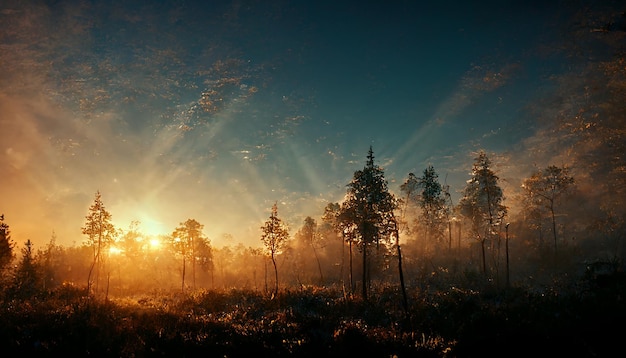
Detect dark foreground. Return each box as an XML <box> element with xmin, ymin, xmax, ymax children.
<box><xmin>1</xmin><ymin>273</ymin><xmax>624</xmax><ymax>357</ymax></box>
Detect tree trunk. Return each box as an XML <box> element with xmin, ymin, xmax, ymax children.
<box><xmin>481</xmin><ymin>238</ymin><xmax>487</xmax><ymax>276</ymax></box>
<box><xmin>505</xmin><ymin>224</ymin><xmax>510</xmax><ymax>288</ymax></box>
<box><xmin>349</xmin><ymin>241</ymin><xmax>354</xmax><ymax>295</ymax></box>
<box><xmin>362</xmin><ymin>241</ymin><xmax>368</xmax><ymax>300</ymax></box>
<box><xmin>264</xmin><ymin>258</ymin><xmax>268</xmax><ymax>294</ymax></box>
<box><xmin>397</xmin><ymin>243</ymin><xmax>408</xmax><ymax>314</ymax></box>
<box><xmin>448</xmin><ymin>221</ymin><xmax>452</xmax><ymax>251</ymax></box>
<box><xmin>271</xmin><ymin>253</ymin><xmax>279</xmax><ymax>298</ymax></box>
<box><xmin>550</xmin><ymin>201</ymin><xmax>558</xmax><ymax>259</ymax></box>
<box><xmin>181</xmin><ymin>256</ymin><xmax>186</xmax><ymax>293</ymax></box>
<box><xmin>340</xmin><ymin>237</ymin><xmax>346</xmax><ymax>298</ymax></box>
<box><xmin>312</xmin><ymin>244</ymin><xmax>324</xmax><ymax>285</ymax></box>
<box><xmin>105</xmin><ymin>271</ymin><xmax>110</xmax><ymax>302</ymax></box>
<box><xmin>87</xmin><ymin>256</ymin><xmax>96</xmax><ymax>295</ymax></box>
<box><xmin>192</xmin><ymin>236</ymin><xmax>196</xmax><ymax>290</ymax></box>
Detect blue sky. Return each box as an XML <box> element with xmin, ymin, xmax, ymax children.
<box><xmin>0</xmin><ymin>0</ymin><xmax>601</xmax><ymax>247</ymax></box>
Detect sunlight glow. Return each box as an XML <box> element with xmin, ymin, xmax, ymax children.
<box><xmin>149</xmin><ymin>238</ymin><xmax>162</xmax><ymax>250</ymax></box>
<box><xmin>109</xmin><ymin>246</ymin><xmax>122</xmax><ymax>255</ymax></box>
<box><xmin>117</xmin><ymin>211</ymin><xmax>168</xmax><ymax>238</ymax></box>
<box><xmin>141</xmin><ymin>216</ymin><xmax>166</xmax><ymax>237</ymax></box>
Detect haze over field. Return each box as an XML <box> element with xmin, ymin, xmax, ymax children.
<box><xmin>1</xmin><ymin>0</ymin><xmax>624</xmax><ymax>249</ymax></box>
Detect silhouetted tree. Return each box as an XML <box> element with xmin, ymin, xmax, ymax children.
<box><xmin>458</xmin><ymin>151</ymin><xmax>507</xmax><ymax>276</ymax></box>
<box><xmin>260</xmin><ymin>202</ymin><xmax>289</xmax><ymax>298</ymax></box>
<box><xmin>171</xmin><ymin>219</ymin><xmax>205</xmax><ymax>292</ymax></box>
<box><xmin>12</xmin><ymin>239</ymin><xmax>38</xmax><ymax>298</ymax></box>
<box><xmin>0</xmin><ymin>214</ymin><xmax>14</xmax><ymax>284</ymax></box>
<box><xmin>400</xmin><ymin>166</ymin><xmax>449</xmax><ymax>252</ymax></box>
<box><xmin>522</xmin><ymin>165</ymin><xmax>575</xmax><ymax>258</ymax></box>
<box><xmin>195</xmin><ymin>236</ymin><xmax>214</xmax><ymax>287</ymax></box>
<box><xmin>340</xmin><ymin>146</ymin><xmax>398</xmax><ymax>300</ymax></box>
<box><xmin>36</xmin><ymin>232</ymin><xmax>63</xmax><ymax>291</ymax></box>
<box><xmin>296</xmin><ymin>216</ymin><xmax>325</xmax><ymax>284</ymax></box>
<box><xmin>82</xmin><ymin>191</ymin><xmax>116</xmax><ymax>295</ymax></box>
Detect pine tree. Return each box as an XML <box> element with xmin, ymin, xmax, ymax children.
<box><xmin>0</xmin><ymin>214</ymin><xmax>14</xmax><ymax>283</ymax></box>
<box><xmin>13</xmin><ymin>239</ymin><xmax>38</xmax><ymax>298</ymax></box>
<box><xmin>458</xmin><ymin>151</ymin><xmax>507</xmax><ymax>276</ymax></box>
<box><xmin>340</xmin><ymin>146</ymin><xmax>398</xmax><ymax>300</ymax></box>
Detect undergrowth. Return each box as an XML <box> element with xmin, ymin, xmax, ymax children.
<box><xmin>1</xmin><ymin>271</ymin><xmax>624</xmax><ymax>357</ymax></box>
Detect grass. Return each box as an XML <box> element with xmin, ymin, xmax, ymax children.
<box><xmin>1</xmin><ymin>272</ymin><xmax>624</xmax><ymax>357</ymax></box>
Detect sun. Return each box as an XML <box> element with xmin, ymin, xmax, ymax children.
<box><xmin>109</xmin><ymin>246</ymin><xmax>122</xmax><ymax>255</ymax></box>
<box><xmin>148</xmin><ymin>237</ymin><xmax>162</xmax><ymax>250</ymax></box>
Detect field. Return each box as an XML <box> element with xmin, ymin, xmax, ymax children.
<box><xmin>2</xmin><ymin>269</ymin><xmax>624</xmax><ymax>357</ymax></box>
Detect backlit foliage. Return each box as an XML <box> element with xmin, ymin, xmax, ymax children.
<box><xmin>260</xmin><ymin>203</ymin><xmax>290</xmax><ymax>297</ymax></box>
<box><xmin>81</xmin><ymin>191</ymin><xmax>116</xmax><ymax>295</ymax></box>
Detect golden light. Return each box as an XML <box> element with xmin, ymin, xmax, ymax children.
<box><xmin>141</xmin><ymin>216</ymin><xmax>166</xmax><ymax>237</ymax></box>
<box><xmin>149</xmin><ymin>237</ymin><xmax>162</xmax><ymax>250</ymax></box>
<box><xmin>116</xmin><ymin>210</ymin><xmax>167</xmax><ymax>238</ymax></box>
<box><xmin>109</xmin><ymin>246</ymin><xmax>122</xmax><ymax>255</ymax></box>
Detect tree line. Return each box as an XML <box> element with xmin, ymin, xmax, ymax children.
<box><xmin>1</xmin><ymin>145</ymin><xmax>599</xmax><ymax>303</ymax></box>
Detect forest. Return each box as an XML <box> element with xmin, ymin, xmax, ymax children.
<box><xmin>1</xmin><ymin>138</ymin><xmax>625</xmax><ymax>356</ymax></box>
<box><xmin>2</xmin><ymin>2</ymin><xmax>626</xmax><ymax>358</ymax></box>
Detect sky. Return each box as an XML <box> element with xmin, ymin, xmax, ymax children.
<box><xmin>0</xmin><ymin>0</ymin><xmax>606</xmax><ymax>249</ymax></box>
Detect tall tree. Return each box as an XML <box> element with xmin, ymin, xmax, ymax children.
<box><xmin>340</xmin><ymin>146</ymin><xmax>398</xmax><ymax>300</ymax></box>
<box><xmin>171</xmin><ymin>219</ymin><xmax>205</xmax><ymax>292</ymax></box>
<box><xmin>521</xmin><ymin>165</ymin><xmax>575</xmax><ymax>257</ymax></box>
<box><xmin>260</xmin><ymin>202</ymin><xmax>289</xmax><ymax>298</ymax></box>
<box><xmin>458</xmin><ymin>151</ymin><xmax>507</xmax><ymax>276</ymax></box>
<box><xmin>82</xmin><ymin>191</ymin><xmax>116</xmax><ymax>295</ymax></box>
<box><xmin>0</xmin><ymin>214</ymin><xmax>14</xmax><ymax>283</ymax></box>
<box><xmin>400</xmin><ymin>166</ymin><xmax>449</xmax><ymax>252</ymax></box>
